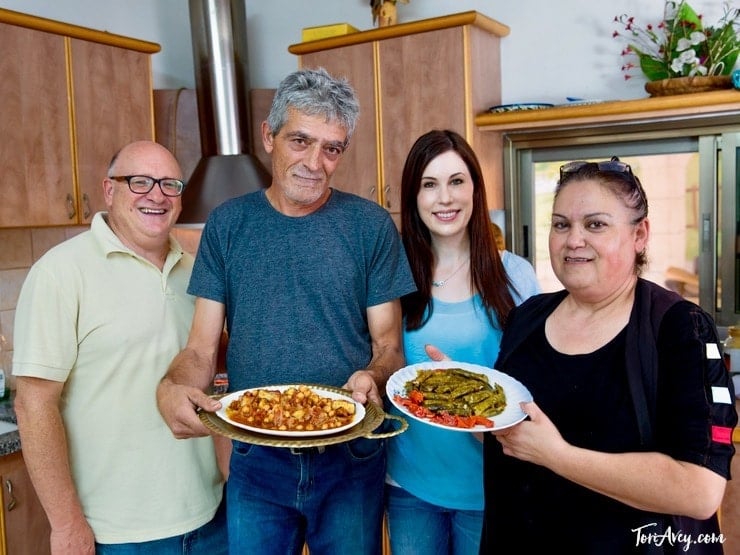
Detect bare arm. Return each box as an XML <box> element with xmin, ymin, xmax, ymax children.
<box><xmin>344</xmin><ymin>299</ymin><xmax>405</xmax><ymax>405</ymax></box>
<box><xmin>156</xmin><ymin>297</ymin><xmax>226</xmax><ymax>438</ymax></box>
<box><xmin>15</xmin><ymin>377</ymin><xmax>95</xmax><ymax>555</ymax></box>
<box><xmin>496</xmin><ymin>401</ymin><xmax>726</xmax><ymax>519</ymax></box>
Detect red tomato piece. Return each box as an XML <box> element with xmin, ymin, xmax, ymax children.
<box><xmin>409</xmin><ymin>389</ymin><xmax>424</xmax><ymax>404</ymax></box>
<box><xmin>472</xmin><ymin>415</ymin><xmax>494</xmax><ymax>428</ymax></box>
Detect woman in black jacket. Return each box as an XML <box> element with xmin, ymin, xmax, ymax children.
<box><xmin>434</xmin><ymin>158</ymin><xmax>736</xmax><ymax>554</ymax></box>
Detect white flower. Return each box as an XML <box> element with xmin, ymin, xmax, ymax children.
<box><xmin>676</xmin><ymin>37</ymin><xmax>693</xmax><ymax>51</ymax></box>
<box><xmin>676</xmin><ymin>31</ymin><xmax>707</xmax><ymax>51</ymax></box>
<box><xmin>689</xmin><ymin>31</ymin><xmax>706</xmax><ymax>45</ymax></box>
<box><xmin>671</xmin><ymin>49</ymin><xmax>701</xmax><ymax>72</ymax></box>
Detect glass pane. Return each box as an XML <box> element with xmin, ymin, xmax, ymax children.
<box><xmin>734</xmin><ymin>145</ymin><xmax>740</xmax><ymax>313</ymax></box>
<box><xmin>532</xmin><ymin>153</ymin><xmax>701</xmax><ymax>303</ymax></box>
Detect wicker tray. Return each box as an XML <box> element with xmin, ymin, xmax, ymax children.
<box><xmin>199</xmin><ymin>385</ymin><xmax>407</xmax><ymax>448</ymax></box>
<box><xmin>645</xmin><ymin>75</ymin><xmax>732</xmax><ymax>96</ymax></box>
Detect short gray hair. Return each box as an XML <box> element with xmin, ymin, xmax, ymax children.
<box><xmin>266</xmin><ymin>67</ymin><xmax>360</xmax><ymax>146</ymax></box>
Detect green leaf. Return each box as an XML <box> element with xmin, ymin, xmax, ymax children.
<box><xmin>639</xmin><ymin>55</ymin><xmax>672</xmax><ymax>80</ymax></box>
<box><xmin>706</xmin><ymin>14</ymin><xmax>740</xmax><ymax>74</ymax></box>
<box><xmin>675</xmin><ymin>1</ymin><xmax>702</xmax><ymax>28</ymax></box>
<box><xmin>630</xmin><ymin>45</ymin><xmax>672</xmax><ymax>80</ymax></box>
<box><xmin>667</xmin><ymin>2</ymin><xmax>703</xmax><ymax>53</ymax></box>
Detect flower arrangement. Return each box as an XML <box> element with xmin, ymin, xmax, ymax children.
<box><xmin>614</xmin><ymin>1</ymin><xmax>740</xmax><ymax>81</ymax></box>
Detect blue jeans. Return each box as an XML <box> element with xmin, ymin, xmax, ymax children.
<box><xmin>227</xmin><ymin>439</ymin><xmax>386</xmax><ymax>555</ymax></box>
<box><xmin>95</xmin><ymin>490</ymin><xmax>227</xmax><ymax>554</ymax></box>
<box><xmin>385</xmin><ymin>484</ymin><xmax>483</xmax><ymax>555</ymax></box>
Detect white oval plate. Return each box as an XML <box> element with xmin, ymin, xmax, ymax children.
<box><xmin>216</xmin><ymin>385</ymin><xmax>365</xmax><ymax>437</ymax></box>
<box><xmin>386</xmin><ymin>361</ymin><xmax>532</xmax><ymax>432</ymax></box>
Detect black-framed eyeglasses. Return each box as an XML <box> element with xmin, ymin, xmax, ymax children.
<box><xmin>109</xmin><ymin>175</ymin><xmax>185</xmax><ymax>197</ymax></box>
<box><xmin>559</xmin><ymin>156</ymin><xmax>648</xmax><ymax>208</ymax></box>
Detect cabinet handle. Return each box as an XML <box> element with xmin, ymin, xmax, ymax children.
<box><xmin>5</xmin><ymin>479</ymin><xmax>16</xmax><ymax>511</ymax></box>
<box><xmin>66</xmin><ymin>193</ymin><xmax>76</xmax><ymax>220</ymax></box>
<box><xmin>82</xmin><ymin>193</ymin><xmax>91</xmax><ymax>220</ymax></box>
<box><xmin>384</xmin><ymin>185</ymin><xmax>391</xmax><ymax>209</ymax></box>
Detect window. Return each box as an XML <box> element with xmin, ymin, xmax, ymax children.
<box><xmin>505</xmin><ymin>128</ymin><xmax>740</xmax><ymax>326</ymax></box>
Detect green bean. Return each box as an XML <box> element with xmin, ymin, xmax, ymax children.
<box><xmin>450</xmin><ymin>382</ymin><xmax>486</xmax><ymax>399</ymax></box>
<box><xmin>424</xmin><ymin>401</ymin><xmax>471</xmax><ymax>415</ymax></box>
<box><xmin>449</xmin><ymin>368</ymin><xmax>491</xmax><ymax>385</ymax></box>
<box><xmin>462</xmin><ymin>390</ymin><xmax>493</xmax><ymax>404</ymax></box>
<box><xmin>404</xmin><ymin>368</ymin><xmax>507</xmax><ymax>417</ymax></box>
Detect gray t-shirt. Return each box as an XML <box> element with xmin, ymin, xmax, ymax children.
<box><xmin>190</xmin><ymin>188</ymin><xmax>416</xmax><ymax>390</ymax></box>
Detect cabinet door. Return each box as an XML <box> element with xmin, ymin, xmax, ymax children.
<box><xmin>300</xmin><ymin>43</ymin><xmax>380</xmax><ymax>205</ymax></box>
<box><xmin>377</xmin><ymin>28</ymin><xmax>467</xmax><ymax>217</ymax></box>
<box><xmin>0</xmin><ymin>23</ymin><xmax>75</xmax><ymax>227</ymax></box>
<box><xmin>71</xmin><ymin>39</ymin><xmax>154</xmax><ymax>223</ymax></box>
<box><xmin>0</xmin><ymin>452</ymin><xmax>51</xmax><ymax>555</ymax></box>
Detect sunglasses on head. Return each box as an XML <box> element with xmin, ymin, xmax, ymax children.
<box><xmin>559</xmin><ymin>156</ymin><xmax>632</xmax><ymax>182</ymax></box>
<box><xmin>559</xmin><ymin>156</ymin><xmax>648</xmax><ymax>209</ymax></box>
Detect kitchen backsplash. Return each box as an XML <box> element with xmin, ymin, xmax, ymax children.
<box><xmin>0</xmin><ymin>224</ymin><xmax>202</xmax><ymax>390</ymax></box>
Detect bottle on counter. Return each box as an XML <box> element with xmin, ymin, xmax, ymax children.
<box><xmin>724</xmin><ymin>326</ymin><xmax>740</xmax><ymax>374</ymax></box>
<box><xmin>0</xmin><ymin>334</ymin><xmax>8</xmax><ymax>401</ymax></box>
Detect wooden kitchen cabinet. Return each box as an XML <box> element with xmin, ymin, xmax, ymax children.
<box><xmin>0</xmin><ymin>451</ymin><xmax>50</xmax><ymax>555</ymax></box>
<box><xmin>0</xmin><ymin>8</ymin><xmax>159</xmax><ymax>228</ymax></box>
<box><xmin>289</xmin><ymin>11</ymin><xmax>510</xmax><ymax>221</ymax></box>
<box><xmin>71</xmin><ymin>39</ymin><xmax>156</xmax><ymax>222</ymax></box>
<box><xmin>0</xmin><ymin>21</ymin><xmax>74</xmax><ymax>229</ymax></box>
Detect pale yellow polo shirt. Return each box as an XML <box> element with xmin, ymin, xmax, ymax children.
<box><xmin>13</xmin><ymin>212</ymin><xmax>223</xmax><ymax>544</ymax></box>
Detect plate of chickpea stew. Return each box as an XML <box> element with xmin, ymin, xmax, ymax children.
<box><xmin>216</xmin><ymin>384</ymin><xmax>365</xmax><ymax>437</ymax></box>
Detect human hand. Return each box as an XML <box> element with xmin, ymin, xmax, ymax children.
<box><xmin>156</xmin><ymin>378</ymin><xmax>221</xmax><ymax>439</ymax></box>
<box><xmin>343</xmin><ymin>370</ymin><xmax>382</xmax><ymax>406</ymax></box>
<box><xmin>49</xmin><ymin>517</ymin><xmax>95</xmax><ymax>555</ymax></box>
<box><xmin>424</xmin><ymin>344</ymin><xmax>451</xmax><ymax>361</ymax></box>
<box><xmin>493</xmin><ymin>401</ymin><xmax>567</xmax><ymax>466</ymax></box>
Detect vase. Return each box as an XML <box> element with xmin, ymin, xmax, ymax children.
<box><xmin>644</xmin><ymin>75</ymin><xmax>732</xmax><ymax>97</ymax></box>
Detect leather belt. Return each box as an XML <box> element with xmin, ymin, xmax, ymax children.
<box><xmin>289</xmin><ymin>446</ymin><xmax>326</xmax><ymax>455</ymax></box>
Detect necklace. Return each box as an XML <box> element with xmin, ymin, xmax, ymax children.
<box><xmin>432</xmin><ymin>256</ymin><xmax>469</xmax><ymax>287</ymax></box>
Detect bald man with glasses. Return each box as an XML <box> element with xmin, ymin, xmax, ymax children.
<box><xmin>13</xmin><ymin>141</ymin><xmax>227</xmax><ymax>555</ymax></box>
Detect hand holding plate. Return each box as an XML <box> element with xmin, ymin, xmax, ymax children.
<box><xmin>494</xmin><ymin>401</ymin><xmax>568</xmax><ymax>467</ymax></box>
<box><xmin>344</xmin><ymin>369</ymin><xmax>382</xmax><ymax>406</ymax></box>
<box><xmin>156</xmin><ymin>377</ymin><xmax>220</xmax><ymax>438</ymax></box>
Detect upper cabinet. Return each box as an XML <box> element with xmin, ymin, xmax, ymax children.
<box><xmin>0</xmin><ymin>8</ymin><xmax>159</xmax><ymax>228</ymax></box>
<box><xmin>0</xmin><ymin>22</ymin><xmax>73</xmax><ymax>228</ymax></box>
<box><xmin>289</xmin><ymin>11</ymin><xmax>510</xmax><ymax>222</ymax></box>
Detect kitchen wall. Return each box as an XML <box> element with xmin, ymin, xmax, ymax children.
<box><xmin>0</xmin><ymin>0</ymin><xmax>731</xmax><ymax>104</ymax></box>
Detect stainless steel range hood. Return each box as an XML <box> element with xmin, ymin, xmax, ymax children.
<box><xmin>179</xmin><ymin>0</ymin><xmax>271</xmax><ymax>224</ymax></box>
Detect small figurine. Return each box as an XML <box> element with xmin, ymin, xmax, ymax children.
<box><xmin>370</xmin><ymin>0</ymin><xmax>409</xmax><ymax>27</ymax></box>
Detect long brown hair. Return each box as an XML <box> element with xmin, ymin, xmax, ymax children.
<box><xmin>400</xmin><ymin>129</ymin><xmax>515</xmax><ymax>330</ymax></box>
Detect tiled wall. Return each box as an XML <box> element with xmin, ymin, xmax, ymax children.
<box><xmin>0</xmin><ymin>225</ymin><xmax>202</xmax><ymax>390</ymax></box>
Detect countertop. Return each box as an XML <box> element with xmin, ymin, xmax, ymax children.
<box><xmin>0</xmin><ymin>392</ymin><xmax>20</xmax><ymax>456</ymax></box>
